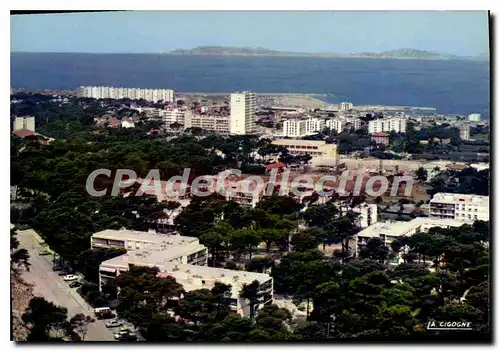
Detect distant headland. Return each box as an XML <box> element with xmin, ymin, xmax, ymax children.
<box><xmin>168</xmin><ymin>46</ymin><xmax>488</xmax><ymax>61</ymax></box>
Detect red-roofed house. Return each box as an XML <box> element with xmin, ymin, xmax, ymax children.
<box><xmin>108</xmin><ymin>119</ymin><xmax>121</xmax><ymax>128</ymax></box>
<box><xmin>371</xmin><ymin>132</ymin><xmax>389</xmax><ymax>146</ymax></box>
<box><xmin>12</xmin><ymin>129</ymin><xmax>35</xmax><ymax>138</ymax></box>
<box><xmin>264</xmin><ymin>162</ymin><xmax>287</xmax><ymax>173</ymax></box>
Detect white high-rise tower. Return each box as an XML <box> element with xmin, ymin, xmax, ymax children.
<box><xmin>230</xmin><ymin>92</ymin><xmax>256</xmax><ymax>135</ymax></box>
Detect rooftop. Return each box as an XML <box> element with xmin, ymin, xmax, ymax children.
<box><xmin>101</xmin><ymin>257</ymin><xmax>271</xmax><ymax>298</ymax></box>
<box><xmin>101</xmin><ymin>241</ymin><xmax>206</xmax><ymax>269</ymax></box>
<box><xmin>265</xmin><ymin>162</ymin><xmax>287</xmax><ymax>170</ymax></box>
<box><xmin>12</xmin><ymin>129</ymin><xmax>35</xmax><ymax>138</ymax></box>
<box><xmin>357</xmin><ymin>217</ymin><xmax>469</xmax><ymax>239</ymax></box>
<box><xmin>430</xmin><ymin>193</ymin><xmax>489</xmax><ymax>205</ymax></box>
<box><xmin>92</xmin><ymin>229</ymin><xmax>196</xmax><ymax>245</ymax></box>
<box><xmin>371</xmin><ymin>132</ymin><xmax>389</xmax><ymax>137</ymax></box>
<box><xmin>272</xmin><ymin>139</ymin><xmax>328</xmax><ymax>146</ymax></box>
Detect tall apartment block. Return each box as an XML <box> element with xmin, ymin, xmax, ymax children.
<box><xmin>230</xmin><ymin>92</ymin><xmax>256</xmax><ymax>135</ymax></box>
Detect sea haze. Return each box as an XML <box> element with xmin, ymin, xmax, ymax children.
<box><xmin>10</xmin><ymin>53</ymin><xmax>490</xmax><ymax>116</ymax></box>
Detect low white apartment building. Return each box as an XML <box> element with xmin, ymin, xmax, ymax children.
<box><xmin>303</xmin><ymin>202</ymin><xmax>377</xmax><ymax>229</ymax></box>
<box><xmin>468</xmin><ymin>113</ymin><xmax>481</xmax><ymax>122</ymax></box>
<box><xmin>224</xmin><ymin>179</ymin><xmax>266</xmax><ymax>208</ymax></box>
<box><xmin>325</xmin><ymin>118</ymin><xmax>344</xmax><ymax>133</ymax></box>
<box><xmin>91</xmin><ymin>229</ymin><xmax>206</xmax><ymax>259</ymax></box>
<box><xmin>368</xmin><ymin>117</ymin><xmax>407</xmax><ymax>134</ymax></box>
<box><xmin>349</xmin><ymin>217</ymin><xmax>469</xmax><ymax>257</ymax></box>
<box><xmin>163</xmin><ymin>108</ymin><xmax>186</xmax><ymax>125</ymax></box>
<box><xmin>282</xmin><ymin>117</ymin><xmax>325</xmax><ymax>137</ymax></box>
<box><xmin>99</xmin><ymin>256</ymin><xmax>273</xmax><ymax>317</ymax></box>
<box><xmin>325</xmin><ymin>117</ymin><xmax>362</xmax><ymax>133</ymax></box>
<box><xmin>272</xmin><ymin>139</ymin><xmax>338</xmax><ymax>160</ymax></box>
<box><xmin>188</xmin><ymin>114</ymin><xmax>231</xmax><ymax>134</ymax></box>
<box><xmin>348</xmin><ymin>117</ymin><xmax>362</xmax><ymax>130</ymax></box>
<box><xmin>429</xmin><ymin>193</ymin><xmax>489</xmax><ymax>222</ymax></box>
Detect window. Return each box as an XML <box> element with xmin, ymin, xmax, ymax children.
<box><xmin>107</xmin><ymin>240</ymin><xmax>125</xmax><ymax>247</ymax></box>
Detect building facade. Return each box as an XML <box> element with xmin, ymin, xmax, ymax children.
<box><xmin>460</xmin><ymin>124</ymin><xmax>471</xmax><ymax>141</ymax></box>
<box><xmin>272</xmin><ymin>139</ymin><xmax>338</xmax><ymax>159</ymax></box>
<box><xmin>339</xmin><ymin>102</ymin><xmax>354</xmax><ymax>111</ymax></box>
<box><xmin>13</xmin><ymin>116</ymin><xmax>35</xmax><ymax>132</ymax></box>
<box><xmin>325</xmin><ymin>118</ymin><xmax>344</xmax><ymax>133</ymax></box>
<box><xmin>189</xmin><ymin>114</ymin><xmax>231</xmax><ymax>134</ymax></box>
<box><xmin>282</xmin><ymin>117</ymin><xmax>325</xmax><ymax>137</ymax></box>
<box><xmin>163</xmin><ymin>108</ymin><xmax>186</xmax><ymax>125</ymax></box>
<box><xmin>368</xmin><ymin>117</ymin><xmax>407</xmax><ymax>134</ymax></box>
<box><xmin>230</xmin><ymin>92</ymin><xmax>256</xmax><ymax>135</ymax></box>
<box><xmin>77</xmin><ymin>86</ymin><xmax>174</xmax><ymax>103</ymax></box>
<box><xmin>349</xmin><ymin>217</ymin><xmax>469</xmax><ymax>258</ymax></box>
<box><xmin>468</xmin><ymin>113</ymin><xmax>481</xmax><ymax>122</ymax></box>
<box><xmin>99</xmin><ymin>254</ymin><xmax>273</xmax><ymax>317</ymax></box>
<box><xmin>429</xmin><ymin>193</ymin><xmax>489</xmax><ymax>222</ymax></box>
<box><xmin>371</xmin><ymin>132</ymin><xmax>390</xmax><ymax>146</ymax></box>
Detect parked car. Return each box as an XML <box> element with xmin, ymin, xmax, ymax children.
<box><xmin>94</xmin><ymin>307</ymin><xmax>114</xmax><ymax>320</ymax></box>
<box><xmin>114</xmin><ymin>330</ymin><xmax>137</xmax><ymax>341</ymax></box>
<box><xmin>117</xmin><ymin>334</ymin><xmax>137</xmax><ymax>341</ymax></box>
<box><xmin>63</xmin><ymin>274</ymin><xmax>79</xmax><ymax>281</ymax></box>
<box><xmin>38</xmin><ymin>250</ymin><xmax>51</xmax><ymax>256</ymax></box>
<box><xmin>57</xmin><ymin>270</ymin><xmax>70</xmax><ymax>276</ymax></box>
<box><xmin>69</xmin><ymin>281</ymin><xmax>82</xmax><ymax>288</ymax></box>
<box><xmin>105</xmin><ymin>319</ymin><xmax>123</xmax><ymax>328</ymax></box>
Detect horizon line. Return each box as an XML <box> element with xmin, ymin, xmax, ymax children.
<box><xmin>10</xmin><ymin>49</ymin><xmax>488</xmax><ymax>58</ymax></box>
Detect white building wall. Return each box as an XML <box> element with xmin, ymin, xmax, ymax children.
<box><xmin>326</xmin><ymin>118</ymin><xmax>344</xmax><ymax>133</ymax></box>
<box><xmin>230</xmin><ymin>92</ymin><xmax>256</xmax><ymax>135</ymax></box>
<box><xmin>369</xmin><ymin>117</ymin><xmax>407</xmax><ymax>134</ymax></box>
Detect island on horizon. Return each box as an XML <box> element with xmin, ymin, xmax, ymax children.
<box><xmin>168</xmin><ymin>46</ymin><xmax>488</xmax><ymax>61</ymax></box>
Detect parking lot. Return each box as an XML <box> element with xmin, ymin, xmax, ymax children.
<box><xmin>17</xmin><ymin>229</ymin><xmax>117</xmax><ymax>341</ymax></box>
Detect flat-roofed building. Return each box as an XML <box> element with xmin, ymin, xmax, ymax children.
<box><xmin>282</xmin><ymin>117</ymin><xmax>325</xmax><ymax>137</ymax></box>
<box><xmin>271</xmin><ymin>139</ymin><xmax>338</xmax><ymax>160</ymax></box>
<box><xmin>189</xmin><ymin>114</ymin><xmax>231</xmax><ymax>134</ymax></box>
<box><xmin>224</xmin><ymin>178</ymin><xmax>267</xmax><ymax>208</ymax></box>
<box><xmin>77</xmin><ymin>86</ymin><xmax>174</xmax><ymax>102</ymax></box>
<box><xmin>99</xmin><ymin>257</ymin><xmax>272</xmax><ymax>317</ymax></box>
<box><xmin>91</xmin><ymin>229</ymin><xmax>205</xmax><ymax>255</ymax></box>
<box><xmin>325</xmin><ymin>118</ymin><xmax>345</xmax><ymax>133</ymax></box>
<box><xmin>349</xmin><ymin>217</ymin><xmax>469</xmax><ymax>258</ymax></box>
<box><xmin>368</xmin><ymin>117</ymin><xmax>407</xmax><ymax>134</ymax></box>
<box><xmin>430</xmin><ymin>192</ymin><xmax>489</xmax><ymax>222</ymax></box>
<box><xmin>163</xmin><ymin>108</ymin><xmax>186</xmax><ymax>125</ymax></box>
<box><xmin>468</xmin><ymin>113</ymin><xmax>481</xmax><ymax>122</ymax></box>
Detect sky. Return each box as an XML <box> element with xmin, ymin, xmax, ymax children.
<box><xmin>10</xmin><ymin>11</ymin><xmax>489</xmax><ymax>56</ymax></box>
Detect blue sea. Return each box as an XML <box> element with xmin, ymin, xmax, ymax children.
<box><xmin>10</xmin><ymin>53</ymin><xmax>490</xmax><ymax>117</ymax></box>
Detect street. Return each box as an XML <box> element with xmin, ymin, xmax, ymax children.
<box><xmin>17</xmin><ymin>229</ymin><xmax>116</xmax><ymax>341</ymax></box>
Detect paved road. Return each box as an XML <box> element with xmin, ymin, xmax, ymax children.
<box><xmin>17</xmin><ymin>229</ymin><xmax>116</xmax><ymax>341</ymax></box>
